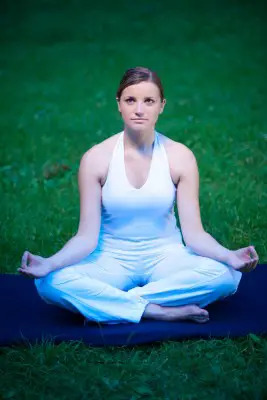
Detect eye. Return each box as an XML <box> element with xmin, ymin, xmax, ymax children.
<box><xmin>125</xmin><ymin>98</ymin><xmax>135</xmax><ymax>104</ymax></box>
<box><xmin>145</xmin><ymin>98</ymin><xmax>155</xmax><ymax>104</ymax></box>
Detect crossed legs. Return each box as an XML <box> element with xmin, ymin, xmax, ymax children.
<box><xmin>128</xmin><ymin>249</ymin><xmax>242</xmax><ymax>323</ymax></box>
<box><xmin>34</xmin><ymin>247</ymin><xmax>242</xmax><ymax>324</ymax></box>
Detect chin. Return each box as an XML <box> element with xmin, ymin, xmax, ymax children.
<box><xmin>131</xmin><ymin>122</ymin><xmax>149</xmax><ymax>129</ymax></box>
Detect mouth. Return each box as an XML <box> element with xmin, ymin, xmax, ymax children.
<box><xmin>131</xmin><ymin>119</ymin><xmax>147</xmax><ymax>121</ymax></box>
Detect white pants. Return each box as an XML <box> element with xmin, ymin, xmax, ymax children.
<box><xmin>34</xmin><ymin>243</ymin><xmax>242</xmax><ymax>324</ymax></box>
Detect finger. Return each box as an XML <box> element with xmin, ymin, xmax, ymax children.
<box><xmin>19</xmin><ymin>265</ymin><xmax>33</xmax><ymax>272</ymax></box>
<box><xmin>251</xmin><ymin>257</ymin><xmax>258</xmax><ymax>270</ymax></box>
<box><xmin>242</xmin><ymin>248</ymin><xmax>251</xmax><ymax>260</ymax></box>
<box><xmin>18</xmin><ymin>268</ymin><xmax>28</xmax><ymax>274</ymax></box>
<box><xmin>28</xmin><ymin>252</ymin><xmax>35</xmax><ymax>262</ymax></box>
<box><xmin>248</xmin><ymin>260</ymin><xmax>255</xmax><ymax>271</ymax></box>
<box><xmin>20</xmin><ymin>267</ymin><xmax>34</xmax><ymax>275</ymax></box>
<box><xmin>249</xmin><ymin>246</ymin><xmax>258</xmax><ymax>259</ymax></box>
<box><xmin>248</xmin><ymin>258</ymin><xmax>258</xmax><ymax>272</ymax></box>
<box><xmin>244</xmin><ymin>264</ymin><xmax>250</xmax><ymax>272</ymax></box>
<box><xmin>242</xmin><ymin>260</ymin><xmax>252</xmax><ymax>273</ymax></box>
<box><xmin>21</xmin><ymin>251</ymin><xmax>29</xmax><ymax>268</ymax></box>
<box><xmin>244</xmin><ymin>259</ymin><xmax>253</xmax><ymax>269</ymax></box>
<box><xmin>23</xmin><ymin>250</ymin><xmax>32</xmax><ymax>268</ymax></box>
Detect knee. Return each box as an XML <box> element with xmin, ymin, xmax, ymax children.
<box><xmin>34</xmin><ymin>268</ymin><xmax>69</xmax><ymax>302</ymax></box>
<box><xmin>213</xmin><ymin>269</ymin><xmax>241</xmax><ymax>298</ymax></box>
<box><xmin>35</xmin><ymin>266</ymin><xmax>77</xmax><ymax>290</ymax></box>
<box><xmin>34</xmin><ymin>275</ymin><xmax>56</xmax><ymax>302</ymax></box>
<box><xmin>222</xmin><ymin>276</ymin><xmax>238</xmax><ymax>296</ymax></box>
<box><xmin>34</xmin><ymin>272</ymin><xmax>81</xmax><ymax>314</ymax></box>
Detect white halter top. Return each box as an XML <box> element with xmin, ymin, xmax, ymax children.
<box><xmin>96</xmin><ymin>130</ymin><xmax>183</xmax><ymax>254</ymax></box>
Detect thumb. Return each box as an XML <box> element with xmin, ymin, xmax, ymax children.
<box><xmin>21</xmin><ymin>250</ymin><xmax>30</xmax><ymax>267</ymax></box>
<box><xmin>27</xmin><ymin>252</ymin><xmax>38</xmax><ymax>263</ymax></box>
<box><xmin>244</xmin><ymin>246</ymin><xmax>253</xmax><ymax>256</ymax></box>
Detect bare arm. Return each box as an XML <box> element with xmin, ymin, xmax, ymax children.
<box><xmin>176</xmin><ymin>146</ymin><xmax>231</xmax><ymax>263</ymax></box>
<box><xmin>47</xmin><ymin>146</ymin><xmax>102</xmax><ymax>271</ymax></box>
<box><xmin>47</xmin><ymin>235</ymin><xmax>97</xmax><ymax>272</ymax></box>
<box><xmin>18</xmin><ymin>146</ymin><xmax>103</xmax><ymax>278</ymax></box>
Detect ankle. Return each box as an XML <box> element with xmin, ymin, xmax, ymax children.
<box><xmin>142</xmin><ymin>303</ymin><xmax>166</xmax><ymax>320</ymax></box>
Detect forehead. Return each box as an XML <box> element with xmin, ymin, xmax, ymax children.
<box><xmin>122</xmin><ymin>81</ymin><xmax>160</xmax><ymax>97</ymax></box>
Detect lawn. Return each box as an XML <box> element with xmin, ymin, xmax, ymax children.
<box><xmin>0</xmin><ymin>0</ymin><xmax>266</xmax><ymax>398</ymax></box>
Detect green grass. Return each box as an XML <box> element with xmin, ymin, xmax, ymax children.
<box><xmin>0</xmin><ymin>0</ymin><xmax>266</xmax><ymax>398</ymax></box>
<box><xmin>0</xmin><ymin>336</ymin><xmax>267</xmax><ymax>400</ymax></box>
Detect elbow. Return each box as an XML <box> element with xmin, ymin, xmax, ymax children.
<box><xmin>74</xmin><ymin>233</ymin><xmax>98</xmax><ymax>252</ymax></box>
<box><xmin>183</xmin><ymin>229</ymin><xmax>207</xmax><ymax>248</ymax></box>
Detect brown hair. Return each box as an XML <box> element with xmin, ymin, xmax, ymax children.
<box><xmin>116</xmin><ymin>66</ymin><xmax>165</xmax><ymax>102</ymax></box>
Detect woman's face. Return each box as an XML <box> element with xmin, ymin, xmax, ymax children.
<box><xmin>117</xmin><ymin>81</ymin><xmax>166</xmax><ymax>132</ymax></box>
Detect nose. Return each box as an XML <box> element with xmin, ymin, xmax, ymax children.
<box><xmin>135</xmin><ymin>101</ymin><xmax>144</xmax><ymax>115</ymax></box>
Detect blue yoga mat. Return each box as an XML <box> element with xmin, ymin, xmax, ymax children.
<box><xmin>1</xmin><ymin>265</ymin><xmax>266</xmax><ymax>347</ymax></box>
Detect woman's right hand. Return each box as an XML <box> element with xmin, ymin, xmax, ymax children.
<box><xmin>18</xmin><ymin>251</ymin><xmax>53</xmax><ymax>279</ymax></box>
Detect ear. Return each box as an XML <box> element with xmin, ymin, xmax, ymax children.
<box><xmin>116</xmin><ymin>97</ymin><xmax>121</xmax><ymax>113</ymax></box>
<box><xmin>159</xmin><ymin>98</ymin><xmax>166</xmax><ymax>114</ymax></box>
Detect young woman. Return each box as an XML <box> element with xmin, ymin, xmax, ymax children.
<box><xmin>18</xmin><ymin>66</ymin><xmax>259</xmax><ymax>325</ymax></box>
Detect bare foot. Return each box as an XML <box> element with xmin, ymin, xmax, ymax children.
<box><xmin>143</xmin><ymin>303</ymin><xmax>209</xmax><ymax>323</ymax></box>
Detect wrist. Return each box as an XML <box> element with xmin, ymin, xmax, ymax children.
<box><xmin>46</xmin><ymin>256</ymin><xmax>58</xmax><ymax>272</ymax></box>
<box><xmin>223</xmin><ymin>249</ymin><xmax>234</xmax><ymax>265</ymax></box>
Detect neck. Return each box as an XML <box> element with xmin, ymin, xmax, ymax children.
<box><xmin>123</xmin><ymin>126</ymin><xmax>156</xmax><ymax>154</ymax></box>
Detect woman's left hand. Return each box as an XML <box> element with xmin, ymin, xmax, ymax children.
<box><xmin>226</xmin><ymin>245</ymin><xmax>259</xmax><ymax>273</ymax></box>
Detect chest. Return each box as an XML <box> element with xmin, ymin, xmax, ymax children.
<box><xmin>101</xmin><ymin>136</ymin><xmax>182</xmax><ymax>188</ymax></box>
<box><xmin>124</xmin><ymin>145</ymin><xmax>180</xmax><ymax>189</ymax></box>
<box><xmin>124</xmin><ymin>152</ymin><xmax>154</xmax><ymax>189</ymax></box>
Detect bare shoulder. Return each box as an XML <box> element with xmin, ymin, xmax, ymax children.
<box><xmin>164</xmin><ymin>135</ymin><xmax>194</xmax><ymax>159</ymax></box>
<box><xmin>79</xmin><ymin>133</ymin><xmax>120</xmax><ymax>182</ymax></box>
<box><xmin>161</xmin><ymin>134</ymin><xmax>197</xmax><ymax>183</ymax></box>
<box><xmin>95</xmin><ymin>132</ymin><xmax>121</xmax><ymax>153</ymax></box>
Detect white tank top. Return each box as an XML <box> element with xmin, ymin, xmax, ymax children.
<box><xmin>96</xmin><ymin>130</ymin><xmax>183</xmax><ymax>254</ymax></box>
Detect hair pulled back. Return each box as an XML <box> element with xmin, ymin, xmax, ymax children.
<box><xmin>116</xmin><ymin>66</ymin><xmax>165</xmax><ymax>102</ymax></box>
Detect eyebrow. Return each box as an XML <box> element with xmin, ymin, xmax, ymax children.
<box><xmin>124</xmin><ymin>96</ymin><xmax>156</xmax><ymax>99</ymax></box>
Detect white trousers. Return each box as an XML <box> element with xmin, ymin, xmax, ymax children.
<box><xmin>34</xmin><ymin>243</ymin><xmax>242</xmax><ymax>324</ymax></box>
